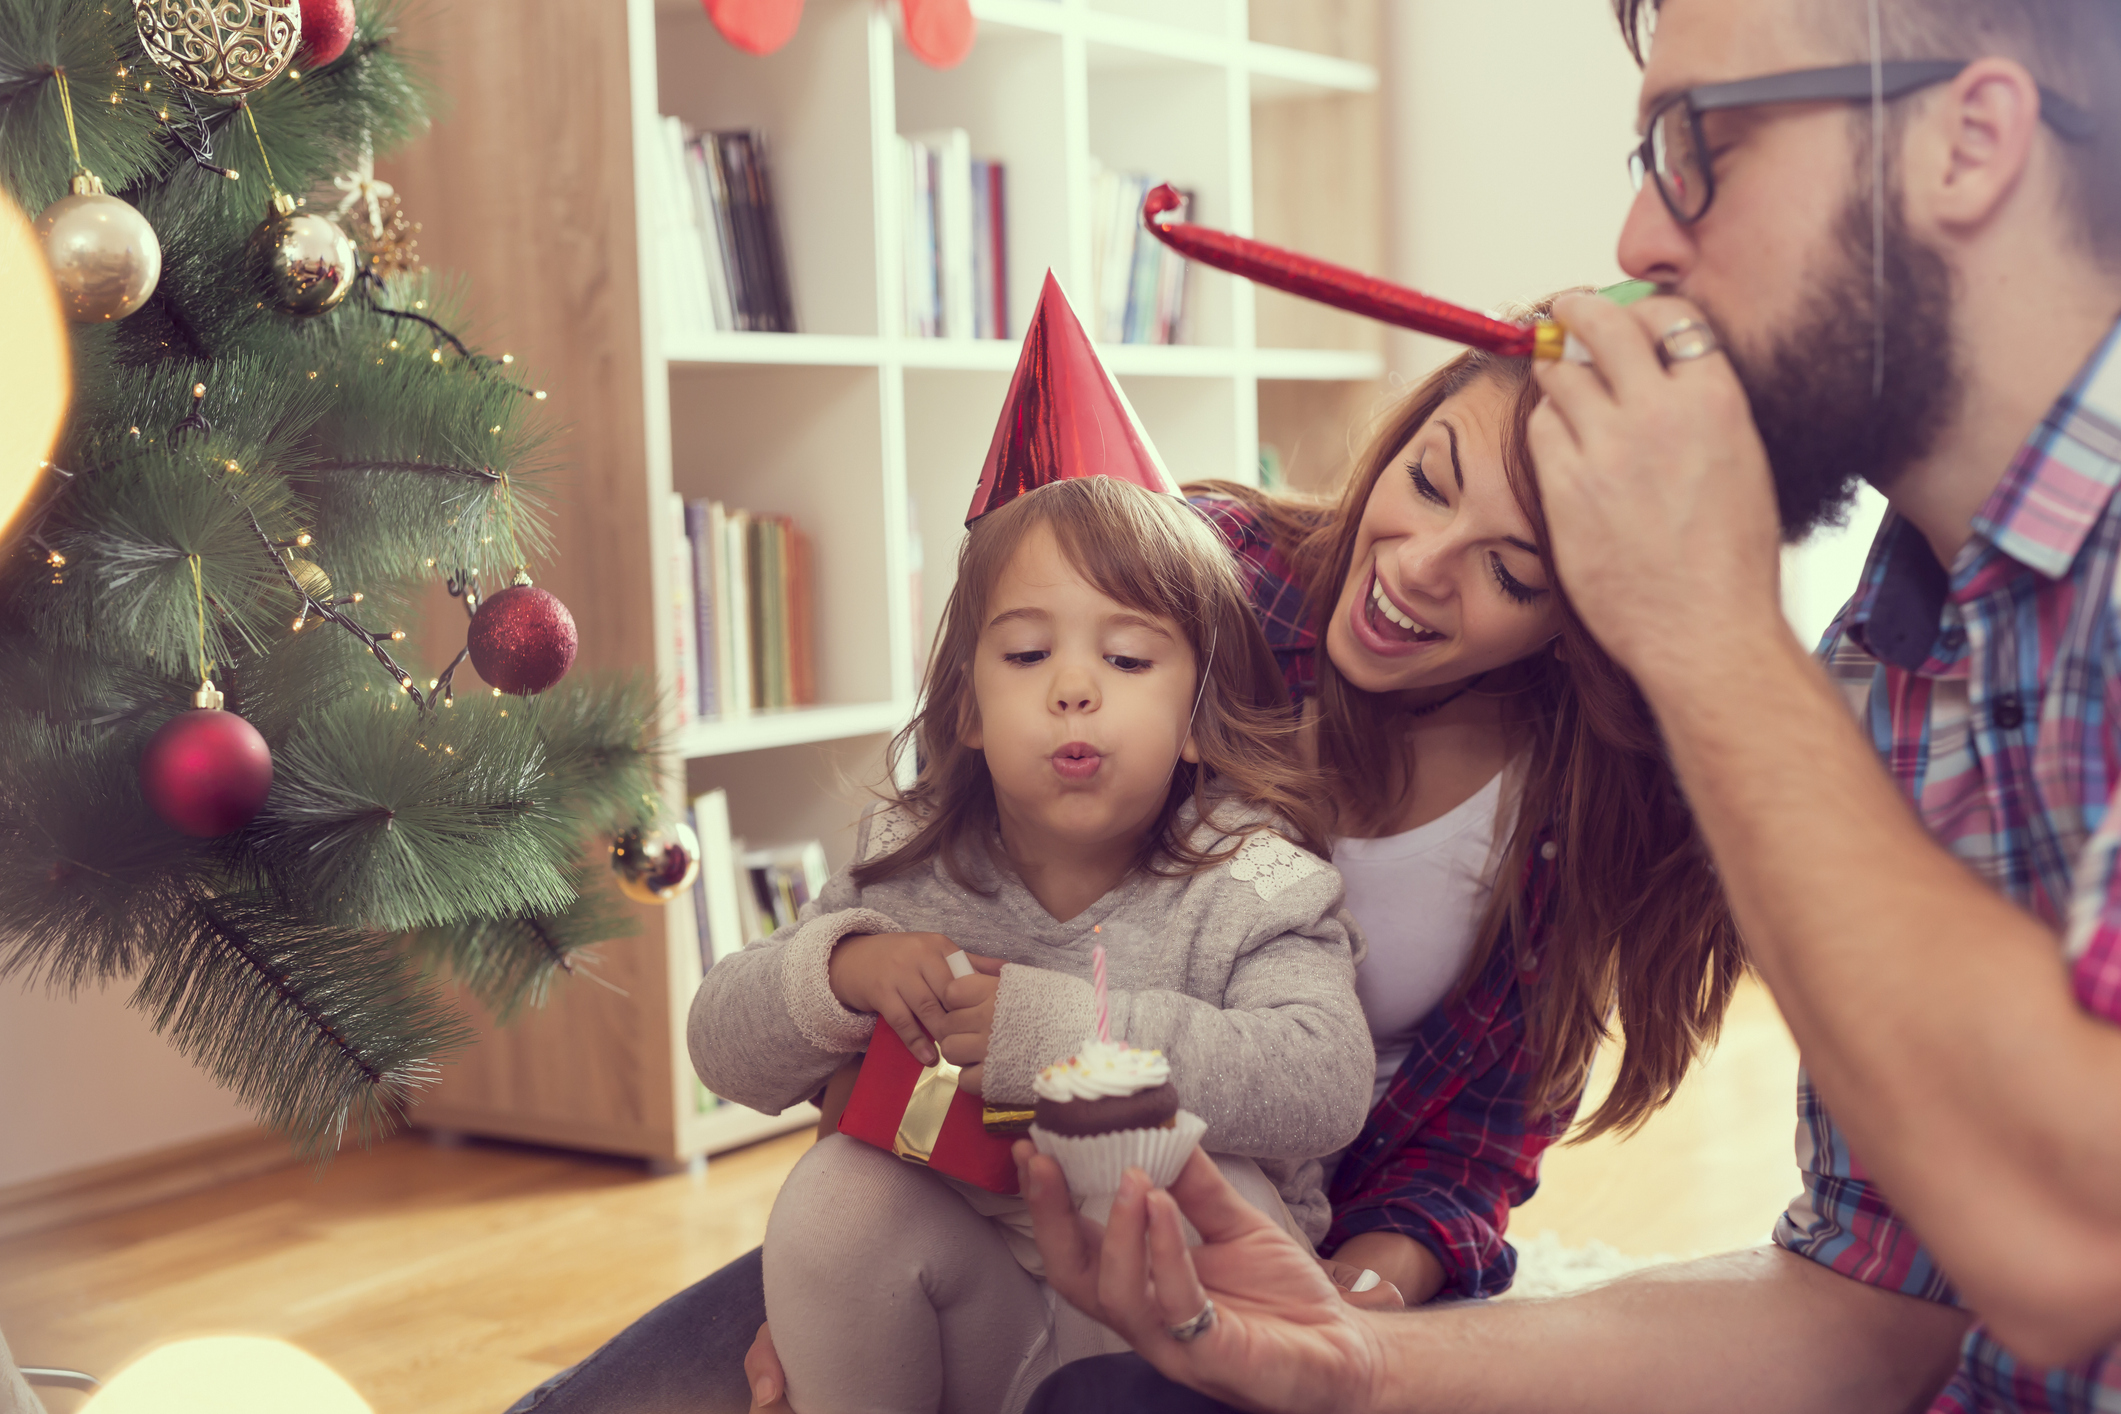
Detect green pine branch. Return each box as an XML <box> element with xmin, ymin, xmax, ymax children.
<box><xmin>135</xmin><ymin>891</ymin><xmax>473</xmax><ymax>1156</ymax></box>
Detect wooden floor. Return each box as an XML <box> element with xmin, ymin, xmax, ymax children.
<box><xmin>0</xmin><ymin>980</ymin><xmax>1801</xmax><ymax>1412</ymax></box>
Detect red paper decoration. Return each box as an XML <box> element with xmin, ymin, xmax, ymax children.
<box><xmin>468</xmin><ymin>582</ymin><xmax>579</xmax><ymax>696</ymax></box>
<box><xmin>703</xmin><ymin>0</ymin><xmax>804</xmax><ymax>57</ymax></box>
<box><xmin>296</xmin><ymin>0</ymin><xmax>357</xmax><ymax>68</ymax></box>
<box><xmin>140</xmin><ymin>709</ymin><xmax>275</xmax><ymax>837</ymax></box>
<box><xmin>1140</xmin><ymin>184</ymin><xmax>1540</xmax><ymax>358</ymax></box>
<box><xmin>965</xmin><ymin>271</ymin><xmax>1178</xmax><ymax>525</ymax></box>
<box><xmin>901</xmin><ymin>0</ymin><xmax>974</xmax><ymax>68</ymax></box>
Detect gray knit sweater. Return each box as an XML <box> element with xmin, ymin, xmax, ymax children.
<box><xmin>687</xmin><ymin>801</ymin><xmax>1374</xmax><ymax>1243</ymax></box>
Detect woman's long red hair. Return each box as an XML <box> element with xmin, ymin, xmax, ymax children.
<box><xmin>1197</xmin><ymin>307</ymin><xmax>1745</xmax><ymax>1139</ymax></box>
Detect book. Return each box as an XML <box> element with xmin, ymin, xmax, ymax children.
<box><xmin>669</xmin><ymin>492</ymin><xmax>695</xmax><ymax>732</ymax></box>
<box><xmin>742</xmin><ymin>840</ymin><xmax>830</xmax><ymax>931</ymax></box>
<box><xmin>690</xmin><ymin>788</ymin><xmax>748</xmax><ymax>967</ymax></box>
<box><xmin>685</xmin><ymin>499</ymin><xmax>719</xmax><ymax>718</ymax></box>
<box><xmin>724</xmin><ymin>508</ymin><xmax>754</xmax><ymax>715</ymax></box>
<box><xmin>649</xmin><ymin>123</ymin><xmax>798</xmax><ymax>336</ymax></box>
<box><xmin>909</xmin><ymin>129</ymin><xmax>974</xmax><ymax>339</ymax></box>
<box><xmin>974</xmin><ymin>159</ymin><xmax>1007</xmax><ymax>339</ymax></box>
<box><xmin>1087</xmin><ymin>164</ymin><xmax>1189</xmax><ymax>345</ymax></box>
<box><xmin>682</xmin><ymin>135</ymin><xmax>735</xmax><ymax>333</ymax></box>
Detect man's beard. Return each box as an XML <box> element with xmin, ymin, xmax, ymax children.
<box><xmin>1720</xmin><ymin>178</ymin><xmax>1960</xmax><ymax>542</ymax></box>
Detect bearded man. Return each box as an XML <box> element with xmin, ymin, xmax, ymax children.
<box><xmin>1019</xmin><ymin>1</ymin><xmax>2121</xmax><ymax>1410</ymax></box>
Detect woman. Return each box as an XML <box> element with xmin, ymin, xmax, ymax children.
<box><xmin>506</xmin><ymin>311</ymin><xmax>1743</xmax><ymax>1411</ymax></box>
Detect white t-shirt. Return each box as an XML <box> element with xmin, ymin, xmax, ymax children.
<box><xmin>1333</xmin><ymin>771</ymin><xmax>1506</xmax><ymax>1108</ymax></box>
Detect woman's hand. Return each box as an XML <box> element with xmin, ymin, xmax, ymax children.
<box><xmin>826</xmin><ymin>932</ymin><xmax>967</xmax><ymax>1065</ymax></box>
<box><xmin>744</xmin><ymin>1322</ymin><xmax>793</xmax><ymax>1412</ymax></box>
<box><xmin>1318</xmin><ymin>1257</ymin><xmax>1407</xmax><ymax>1312</ymax></box>
<box><xmin>932</xmin><ymin>959</ymin><xmax>1005</xmax><ymax>1095</ymax></box>
<box><xmin>1020</xmin><ymin>1143</ymin><xmax>1392</xmax><ymax>1414</ymax></box>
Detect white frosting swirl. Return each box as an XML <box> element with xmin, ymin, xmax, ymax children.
<box><xmin>1034</xmin><ymin>1038</ymin><xmax>1171</xmax><ymax>1103</ymax></box>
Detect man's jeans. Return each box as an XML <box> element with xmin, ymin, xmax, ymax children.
<box><xmin>504</xmin><ymin>1247</ymin><xmax>763</xmax><ymax>1413</ymax></box>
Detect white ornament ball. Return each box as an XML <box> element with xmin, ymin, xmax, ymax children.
<box><xmin>34</xmin><ymin>182</ymin><xmax>162</xmax><ymax>323</ymax></box>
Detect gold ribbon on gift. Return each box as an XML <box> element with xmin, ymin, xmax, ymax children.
<box><xmin>893</xmin><ymin>1054</ymin><xmax>962</xmax><ymax>1165</ymax></box>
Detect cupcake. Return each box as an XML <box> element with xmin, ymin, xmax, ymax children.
<box><xmin>1032</xmin><ymin>1039</ymin><xmax>1180</xmax><ymax>1135</ymax></box>
<box><xmin>1028</xmin><ymin>1036</ymin><xmax>1206</xmax><ymax>1216</ymax></box>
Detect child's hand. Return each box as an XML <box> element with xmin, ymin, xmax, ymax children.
<box><xmin>826</xmin><ymin>932</ymin><xmax>963</xmax><ymax>1065</ymax></box>
<box><xmin>934</xmin><ymin>966</ymin><xmax>1002</xmax><ymax>1095</ymax></box>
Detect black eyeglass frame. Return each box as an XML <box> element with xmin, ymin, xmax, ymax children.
<box><xmin>1630</xmin><ymin>60</ymin><xmax>2097</xmax><ymax>227</ymax></box>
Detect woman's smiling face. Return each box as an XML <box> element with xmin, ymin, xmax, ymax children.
<box><xmin>1325</xmin><ymin>375</ymin><xmax>1566</xmax><ymax>698</ymax></box>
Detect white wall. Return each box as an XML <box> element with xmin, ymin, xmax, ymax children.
<box><xmin>1380</xmin><ymin>0</ymin><xmax>1886</xmax><ymax>647</ymax></box>
<box><xmin>0</xmin><ymin>981</ymin><xmax>254</xmax><ymax>1189</ymax></box>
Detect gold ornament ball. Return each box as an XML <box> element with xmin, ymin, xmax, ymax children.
<box><xmin>250</xmin><ymin>197</ymin><xmax>355</xmax><ymax>318</ymax></box>
<box><xmin>134</xmin><ymin>0</ymin><xmax>300</xmax><ymax>97</ymax></box>
<box><xmin>611</xmin><ymin>823</ymin><xmax>702</xmax><ymax>905</ymax></box>
<box><xmin>34</xmin><ymin>178</ymin><xmax>162</xmax><ymax>323</ymax></box>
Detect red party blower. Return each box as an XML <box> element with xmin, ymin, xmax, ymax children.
<box><xmin>1140</xmin><ymin>185</ymin><xmax>1576</xmax><ymax>361</ymax></box>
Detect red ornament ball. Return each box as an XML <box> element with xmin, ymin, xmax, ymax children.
<box><xmin>140</xmin><ymin>709</ymin><xmax>275</xmax><ymax>837</ymax></box>
<box><xmin>468</xmin><ymin>583</ymin><xmax>579</xmax><ymax>696</ymax></box>
<box><xmin>297</xmin><ymin>0</ymin><xmax>357</xmax><ymax>67</ymax></box>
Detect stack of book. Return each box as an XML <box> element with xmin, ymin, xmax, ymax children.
<box><xmin>899</xmin><ymin>128</ymin><xmax>1008</xmax><ymax>340</ymax></box>
<box><xmin>687</xmin><ymin>788</ymin><xmax>831</xmax><ymax>970</ymax></box>
<box><xmin>668</xmin><ymin>495</ymin><xmax>816</xmax><ymax>728</ymax></box>
<box><xmin>1090</xmin><ymin>165</ymin><xmax>1192</xmax><ymax>345</ymax></box>
<box><xmin>653</xmin><ymin>116</ymin><xmax>798</xmax><ymax>335</ymax></box>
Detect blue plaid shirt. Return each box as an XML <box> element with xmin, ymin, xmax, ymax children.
<box><xmin>1776</xmin><ymin>322</ymin><xmax>2121</xmax><ymax>1410</ymax></box>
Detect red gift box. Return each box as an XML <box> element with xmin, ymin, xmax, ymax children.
<box><xmin>838</xmin><ymin>1023</ymin><xmax>1024</xmax><ymax>1194</ymax></box>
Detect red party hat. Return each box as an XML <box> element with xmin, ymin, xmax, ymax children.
<box><xmin>965</xmin><ymin>272</ymin><xmax>1179</xmax><ymax>525</ymax></box>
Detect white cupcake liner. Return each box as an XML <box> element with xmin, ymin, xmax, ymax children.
<box><xmin>1029</xmin><ymin>1109</ymin><xmax>1207</xmax><ymax>1223</ymax></box>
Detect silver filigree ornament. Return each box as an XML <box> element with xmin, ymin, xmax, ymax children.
<box><xmin>133</xmin><ymin>0</ymin><xmax>302</xmax><ymax>97</ymax></box>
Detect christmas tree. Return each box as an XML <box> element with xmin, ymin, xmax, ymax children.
<box><xmin>0</xmin><ymin>0</ymin><xmax>662</xmax><ymax>1154</ymax></box>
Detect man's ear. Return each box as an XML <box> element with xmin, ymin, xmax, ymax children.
<box><xmin>1912</xmin><ymin>56</ymin><xmax>2044</xmax><ymax>236</ymax></box>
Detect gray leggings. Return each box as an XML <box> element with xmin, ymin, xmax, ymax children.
<box><xmin>764</xmin><ymin>1135</ymin><xmax>1299</xmax><ymax>1414</ymax></box>
<box><xmin>764</xmin><ymin>1135</ymin><xmax>1062</xmax><ymax>1414</ymax></box>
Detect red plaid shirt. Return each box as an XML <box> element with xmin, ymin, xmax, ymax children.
<box><xmin>1195</xmin><ymin>497</ymin><xmax>1573</xmax><ymax>1300</ymax></box>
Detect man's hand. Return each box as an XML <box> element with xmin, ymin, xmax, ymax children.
<box><xmin>933</xmin><ymin>959</ymin><xmax>1003</xmax><ymax>1095</ymax></box>
<box><xmin>744</xmin><ymin>1322</ymin><xmax>793</xmax><ymax>1412</ymax></box>
<box><xmin>1020</xmin><ymin>1143</ymin><xmax>1391</xmax><ymax>1414</ymax></box>
<box><xmin>826</xmin><ymin>932</ymin><xmax>968</xmax><ymax>1066</ymax></box>
<box><xmin>1528</xmin><ymin>291</ymin><xmax>1788</xmax><ymax>690</ymax></box>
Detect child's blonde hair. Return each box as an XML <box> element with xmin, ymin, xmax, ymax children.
<box><xmin>856</xmin><ymin>477</ymin><xmax>1326</xmax><ymax>890</ymax></box>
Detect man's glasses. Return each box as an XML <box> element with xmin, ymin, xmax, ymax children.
<box><xmin>1629</xmin><ymin>60</ymin><xmax>2097</xmax><ymax>227</ymax></box>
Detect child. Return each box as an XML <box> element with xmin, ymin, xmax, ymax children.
<box><xmin>688</xmin><ymin>278</ymin><xmax>1372</xmax><ymax>1414</ymax></box>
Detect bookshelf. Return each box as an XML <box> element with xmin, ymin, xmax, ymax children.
<box><xmin>383</xmin><ymin>0</ymin><xmax>1385</xmax><ymax>1167</ymax></box>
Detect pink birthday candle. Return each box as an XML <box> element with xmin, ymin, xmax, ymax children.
<box><xmin>1091</xmin><ymin>930</ymin><xmax>1110</xmax><ymax>1044</ymax></box>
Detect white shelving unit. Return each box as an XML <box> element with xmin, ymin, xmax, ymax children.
<box><xmin>411</xmin><ymin>0</ymin><xmax>1383</xmax><ymax>1166</ymax></box>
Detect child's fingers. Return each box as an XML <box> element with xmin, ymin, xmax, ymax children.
<box><xmin>875</xmin><ymin>998</ymin><xmax>938</xmax><ymax>1065</ymax></box>
<box><xmin>961</xmin><ymin>952</ymin><xmax>1007</xmax><ymax>976</ymax></box>
<box><xmin>898</xmin><ymin>970</ymin><xmax>954</xmax><ymax>1043</ymax></box>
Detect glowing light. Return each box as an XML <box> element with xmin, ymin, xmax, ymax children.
<box><xmin>430</xmin><ymin>349</ymin><xmax>441</xmax><ymax>363</ymax></box>
<box><xmin>0</xmin><ymin>187</ymin><xmax>69</xmax><ymax>537</ymax></box>
<box><xmin>192</xmin><ymin>383</ymin><xmax>205</xmax><ymax>399</ymax></box>
<box><xmin>389</xmin><ymin>630</ymin><xmax>406</xmax><ymax>641</ymax></box>
<box><xmin>77</xmin><ymin>1335</ymin><xmax>372</xmax><ymax>1413</ymax></box>
<box><xmin>533</xmin><ymin>390</ymin><xmax>547</xmax><ymax>400</ymax></box>
<box><xmin>295</xmin><ymin>531</ymin><xmax>312</xmax><ymax>547</ymax></box>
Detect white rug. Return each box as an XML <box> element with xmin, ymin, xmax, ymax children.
<box><xmin>1501</xmin><ymin>1230</ymin><xmax>1682</xmax><ymax>1300</ymax></box>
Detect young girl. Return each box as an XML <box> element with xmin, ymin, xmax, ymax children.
<box><xmin>688</xmin><ymin>475</ymin><xmax>1374</xmax><ymax>1414</ymax></box>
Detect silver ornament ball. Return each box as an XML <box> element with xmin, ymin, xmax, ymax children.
<box><xmin>611</xmin><ymin>822</ymin><xmax>703</xmax><ymax>905</ymax></box>
<box><xmin>35</xmin><ymin>176</ymin><xmax>162</xmax><ymax>323</ymax></box>
<box><xmin>250</xmin><ymin>196</ymin><xmax>355</xmax><ymax>317</ymax></box>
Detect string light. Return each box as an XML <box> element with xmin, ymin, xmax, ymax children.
<box><xmin>389</xmin><ymin>629</ymin><xmax>406</xmax><ymax>641</ymax></box>
<box><xmin>501</xmin><ymin>354</ymin><xmax>514</xmax><ymax>364</ymax></box>
<box><xmin>532</xmin><ymin>390</ymin><xmax>547</xmax><ymax>400</ymax></box>
<box><xmin>430</xmin><ymin>349</ymin><xmax>441</xmax><ymax>363</ymax></box>
<box><xmin>387</xmin><ymin>338</ymin><xmax>399</xmax><ymax>350</ymax></box>
<box><xmin>492</xmin><ymin>687</ymin><xmax>502</xmax><ymax>697</ymax></box>
<box><xmin>348</xmin><ymin>591</ymin><xmax>364</xmax><ymax>603</ymax></box>
<box><xmin>223</xmin><ymin>459</ymin><xmax>242</xmax><ymax>474</ymax></box>
<box><xmin>294</xmin><ymin>531</ymin><xmax>312</xmax><ymax>547</ymax></box>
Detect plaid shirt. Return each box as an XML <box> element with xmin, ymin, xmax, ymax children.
<box><xmin>1194</xmin><ymin>497</ymin><xmax>1572</xmax><ymax>1300</ymax></box>
<box><xmin>1774</xmin><ymin>323</ymin><xmax>2121</xmax><ymax>1410</ymax></box>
